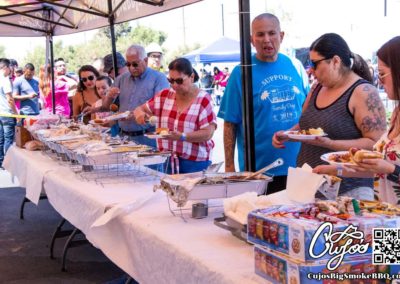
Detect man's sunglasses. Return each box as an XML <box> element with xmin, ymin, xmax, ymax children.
<box><xmin>81</xmin><ymin>75</ymin><xmax>95</xmax><ymax>82</ymax></box>
<box><xmin>126</xmin><ymin>61</ymin><xmax>140</xmax><ymax>68</ymax></box>
<box><xmin>167</xmin><ymin>77</ymin><xmax>186</xmax><ymax>85</ymax></box>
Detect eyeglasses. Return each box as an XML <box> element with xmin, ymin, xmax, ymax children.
<box><xmin>81</xmin><ymin>75</ymin><xmax>95</xmax><ymax>82</ymax></box>
<box><xmin>56</xmin><ymin>64</ymin><xmax>66</xmax><ymax>68</ymax></box>
<box><xmin>126</xmin><ymin>61</ymin><xmax>140</xmax><ymax>68</ymax></box>
<box><xmin>378</xmin><ymin>72</ymin><xmax>391</xmax><ymax>81</ymax></box>
<box><xmin>309</xmin><ymin>57</ymin><xmax>332</xmax><ymax>70</ymax></box>
<box><xmin>167</xmin><ymin>76</ymin><xmax>187</xmax><ymax>85</ymax></box>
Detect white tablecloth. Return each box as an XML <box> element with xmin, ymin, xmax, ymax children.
<box><xmin>4</xmin><ymin>147</ymin><xmax>266</xmax><ymax>284</ymax></box>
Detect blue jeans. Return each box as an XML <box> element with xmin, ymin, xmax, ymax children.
<box><xmin>166</xmin><ymin>157</ymin><xmax>211</xmax><ymax>174</ymax></box>
<box><xmin>0</xmin><ymin>117</ymin><xmax>16</xmax><ymax>166</ymax></box>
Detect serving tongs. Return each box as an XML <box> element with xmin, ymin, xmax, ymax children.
<box><xmin>244</xmin><ymin>158</ymin><xmax>284</xmax><ymax>180</ymax></box>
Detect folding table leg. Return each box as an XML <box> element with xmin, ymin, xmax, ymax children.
<box><xmin>19</xmin><ymin>197</ymin><xmax>29</xmax><ymax>220</ymax></box>
<box><xmin>61</xmin><ymin>228</ymin><xmax>89</xmax><ymax>272</ymax></box>
<box><xmin>50</xmin><ymin>218</ymin><xmax>72</xmax><ymax>259</ymax></box>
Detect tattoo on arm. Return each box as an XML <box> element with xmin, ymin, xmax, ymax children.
<box><xmin>224</xmin><ymin>122</ymin><xmax>236</xmax><ymax>170</ymax></box>
<box><xmin>360</xmin><ymin>86</ymin><xmax>387</xmax><ymax>132</ymax></box>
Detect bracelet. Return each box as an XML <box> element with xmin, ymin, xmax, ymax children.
<box><xmin>336</xmin><ymin>165</ymin><xmax>343</xmax><ymax>177</ymax></box>
<box><xmin>180</xmin><ymin>132</ymin><xmax>187</xmax><ymax>141</ymax></box>
<box><xmin>387</xmin><ymin>164</ymin><xmax>400</xmax><ymax>183</ymax></box>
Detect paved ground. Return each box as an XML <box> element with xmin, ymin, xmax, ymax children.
<box><xmin>0</xmin><ymin>179</ymin><xmax>127</xmax><ymax>284</ymax></box>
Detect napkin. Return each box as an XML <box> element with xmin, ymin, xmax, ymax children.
<box><xmin>286</xmin><ymin>164</ymin><xmax>325</xmax><ymax>203</ymax></box>
<box><xmin>91</xmin><ymin>195</ymin><xmax>154</xmax><ymax>228</ymax></box>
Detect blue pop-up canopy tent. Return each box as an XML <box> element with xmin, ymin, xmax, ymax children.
<box><xmin>183</xmin><ymin>36</ymin><xmax>242</xmax><ymax>63</ymax></box>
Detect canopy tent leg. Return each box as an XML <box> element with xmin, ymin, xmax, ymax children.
<box><xmin>108</xmin><ymin>0</ymin><xmax>119</xmax><ymax>75</ymax></box>
<box><xmin>238</xmin><ymin>0</ymin><xmax>255</xmax><ymax>171</ymax></box>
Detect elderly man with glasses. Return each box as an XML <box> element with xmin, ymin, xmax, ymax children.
<box><xmin>103</xmin><ymin>44</ymin><xmax>169</xmax><ymax>147</ymax></box>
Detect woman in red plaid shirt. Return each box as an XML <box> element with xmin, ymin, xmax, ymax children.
<box><xmin>134</xmin><ymin>58</ymin><xmax>217</xmax><ymax>173</ymax></box>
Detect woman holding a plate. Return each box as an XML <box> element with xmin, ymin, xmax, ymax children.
<box><xmin>272</xmin><ymin>33</ymin><xmax>386</xmax><ymax>200</ymax></box>
<box><xmin>134</xmin><ymin>57</ymin><xmax>217</xmax><ymax>174</ymax></box>
<box><xmin>314</xmin><ymin>37</ymin><xmax>400</xmax><ymax>205</ymax></box>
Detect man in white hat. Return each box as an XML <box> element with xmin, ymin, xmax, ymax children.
<box><xmin>146</xmin><ymin>43</ymin><xmax>164</xmax><ymax>72</ymax></box>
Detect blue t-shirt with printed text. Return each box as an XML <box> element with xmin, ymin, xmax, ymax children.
<box><xmin>218</xmin><ymin>53</ymin><xmax>309</xmax><ymax>176</ymax></box>
<box><xmin>13</xmin><ymin>76</ymin><xmax>40</xmax><ymax>115</ymax></box>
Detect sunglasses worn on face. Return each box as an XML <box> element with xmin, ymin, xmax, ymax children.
<box><xmin>167</xmin><ymin>77</ymin><xmax>186</xmax><ymax>85</ymax></box>
<box><xmin>309</xmin><ymin>57</ymin><xmax>332</xmax><ymax>70</ymax></box>
<box><xmin>81</xmin><ymin>75</ymin><xmax>95</xmax><ymax>82</ymax></box>
<box><xmin>126</xmin><ymin>61</ymin><xmax>140</xmax><ymax>68</ymax></box>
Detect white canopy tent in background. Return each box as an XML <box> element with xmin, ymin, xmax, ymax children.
<box><xmin>0</xmin><ymin>0</ymin><xmax>203</xmax><ymax>113</ymax></box>
<box><xmin>0</xmin><ymin>0</ymin><xmax>258</xmax><ymax>171</ymax></box>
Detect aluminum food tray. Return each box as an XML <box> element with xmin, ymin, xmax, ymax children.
<box><xmin>187</xmin><ymin>172</ymin><xmax>272</xmax><ymax>200</ymax></box>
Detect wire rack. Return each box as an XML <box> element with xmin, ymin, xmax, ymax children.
<box><xmin>39</xmin><ymin>136</ymin><xmax>170</xmax><ymax>186</ymax></box>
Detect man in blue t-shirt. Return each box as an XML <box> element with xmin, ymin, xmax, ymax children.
<box><xmin>218</xmin><ymin>13</ymin><xmax>310</xmax><ymax>194</ymax></box>
<box><xmin>12</xmin><ymin>63</ymin><xmax>40</xmax><ymax>115</ymax></box>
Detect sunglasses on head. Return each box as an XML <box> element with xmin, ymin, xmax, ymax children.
<box><xmin>167</xmin><ymin>77</ymin><xmax>186</xmax><ymax>85</ymax></box>
<box><xmin>81</xmin><ymin>75</ymin><xmax>95</xmax><ymax>82</ymax></box>
<box><xmin>126</xmin><ymin>61</ymin><xmax>140</xmax><ymax>68</ymax></box>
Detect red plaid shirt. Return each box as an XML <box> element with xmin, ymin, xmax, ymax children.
<box><xmin>147</xmin><ymin>88</ymin><xmax>216</xmax><ymax>161</ymax></box>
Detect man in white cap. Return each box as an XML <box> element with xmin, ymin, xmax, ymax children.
<box><xmin>146</xmin><ymin>43</ymin><xmax>164</xmax><ymax>72</ymax></box>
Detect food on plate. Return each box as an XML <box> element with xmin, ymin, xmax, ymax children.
<box><xmin>349</xmin><ymin>147</ymin><xmax>384</xmax><ymax>163</ymax></box>
<box><xmin>328</xmin><ymin>152</ymin><xmax>353</xmax><ymax>164</ymax></box>
<box><xmin>94</xmin><ymin>118</ymin><xmax>105</xmax><ymax>124</ymax></box>
<box><xmin>156</xmin><ymin>127</ymin><xmax>169</xmax><ymax>135</ymax></box>
<box><xmin>110</xmin><ymin>104</ymin><xmax>119</xmax><ymax>112</ymax></box>
<box><xmin>288</xmin><ymin>127</ymin><xmax>324</xmax><ymax>135</ymax></box>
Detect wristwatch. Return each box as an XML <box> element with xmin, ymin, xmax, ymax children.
<box><xmin>180</xmin><ymin>132</ymin><xmax>187</xmax><ymax>141</ymax></box>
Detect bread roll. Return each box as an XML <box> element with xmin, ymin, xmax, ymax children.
<box><xmin>349</xmin><ymin>147</ymin><xmax>384</xmax><ymax>163</ymax></box>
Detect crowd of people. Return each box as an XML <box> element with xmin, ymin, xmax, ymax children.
<box><xmin>1</xmin><ymin>12</ymin><xmax>400</xmax><ymax>207</ymax></box>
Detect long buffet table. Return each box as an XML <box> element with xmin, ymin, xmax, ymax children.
<box><xmin>3</xmin><ymin>146</ymin><xmax>266</xmax><ymax>284</ymax></box>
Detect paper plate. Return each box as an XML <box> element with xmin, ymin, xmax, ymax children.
<box><xmin>283</xmin><ymin>130</ymin><xmax>327</xmax><ymax>140</ymax></box>
<box><xmin>144</xmin><ymin>133</ymin><xmax>170</xmax><ymax>139</ymax></box>
<box><xmin>320</xmin><ymin>151</ymin><xmax>355</xmax><ymax>166</ymax></box>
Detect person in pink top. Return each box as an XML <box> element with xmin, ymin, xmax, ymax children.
<box><xmin>39</xmin><ymin>65</ymin><xmax>70</xmax><ymax>117</ymax></box>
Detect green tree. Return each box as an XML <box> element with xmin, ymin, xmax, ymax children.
<box><xmin>117</xmin><ymin>25</ymin><xmax>167</xmax><ymax>52</ymax></box>
<box><xmin>23</xmin><ymin>25</ymin><xmax>168</xmax><ymax>73</ymax></box>
<box><xmin>99</xmin><ymin>22</ymin><xmax>132</xmax><ymax>40</ymax></box>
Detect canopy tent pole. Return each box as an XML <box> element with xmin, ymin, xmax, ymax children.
<box><xmin>238</xmin><ymin>0</ymin><xmax>255</xmax><ymax>171</ymax></box>
<box><xmin>43</xmin><ymin>7</ymin><xmax>56</xmax><ymax>115</ymax></box>
<box><xmin>107</xmin><ymin>0</ymin><xmax>119</xmax><ymax>75</ymax></box>
<box><xmin>48</xmin><ymin>34</ymin><xmax>56</xmax><ymax>115</ymax></box>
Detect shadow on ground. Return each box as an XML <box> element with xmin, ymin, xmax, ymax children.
<box><xmin>0</xmin><ymin>186</ymin><xmax>126</xmax><ymax>284</ymax></box>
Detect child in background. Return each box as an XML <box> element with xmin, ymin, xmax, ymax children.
<box><xmin>94</xmin><ymin>75</ymin><xmax>112</xmax><ymax>119</ymax></box>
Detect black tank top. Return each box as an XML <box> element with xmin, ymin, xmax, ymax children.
<box><xmin>297</xmin><ymin>79</ymin><xmax>373</xmax><ymax>193</ymax></box>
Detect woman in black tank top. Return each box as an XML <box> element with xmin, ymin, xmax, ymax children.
<box><xmin>272</xmin><ymin>33</ymin><xmax>386</xmax><ymax>198</ymax></box>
